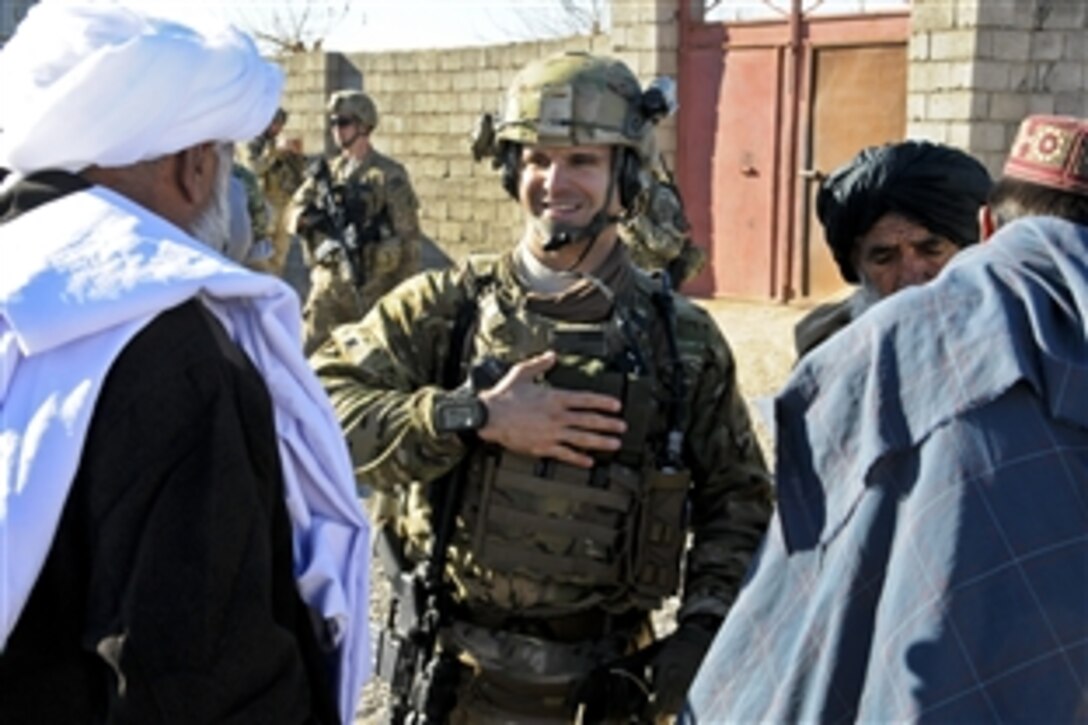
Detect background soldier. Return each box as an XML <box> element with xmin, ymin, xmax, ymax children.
<box><xmin>246</xmin><ymin>107</ymin><xmax>288</xmax><ymax>164</ymax></box>
<box><xmin>229</xmin><ymin>161</ymin><xmax>271</xmax><ymax>264</ymax></box>
<box><xmin>312</xmin><ymin>51</ymin><xmax>772</xmax><ymax>723</ymax></box>
<box><xmin>289</xmin><ymin>90</ymin><xmax>422</xmax><ymax>354</ymax></box>
<box><xmin>245</xmin><ymin>108</ymin><xmax>306</xmax><ymax>277</ymax></box>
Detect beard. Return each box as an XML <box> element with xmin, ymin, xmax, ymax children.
<box><xmin>188</xmin><ymin>143</ymin><xmax>234</xmax><ymax>255</ymax></box>
<box><xmin>850</xmin><ymin>275</ymin><xmax>883</xmax><ymax>320</ymax></box>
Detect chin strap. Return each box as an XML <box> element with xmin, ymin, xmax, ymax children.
<box><xmin>541</xmin><ymin>209</ymin><xmax>622</xmax><ymax>252</ymax></box>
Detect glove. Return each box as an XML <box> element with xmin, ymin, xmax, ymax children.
<box><xmin>572</xmin><ymin>653</ymin><xmax>654</xmax><ymax>723</ymax></box>
<box><xmin>647</xmin><ymin>615</ymin><xmax>721</xmax><ymax>719</ymax></box>
<box><xmin>296</xmin><ymin>206</ymin><xmax>334</xmax><ymax>238</ymax></box>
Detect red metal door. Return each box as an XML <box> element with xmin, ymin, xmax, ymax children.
<box><xmin>678</xmin><ymin>6</ymin><xmax>910</xmax><ymax>300</ymax></box>
<box><xmin>711</xmin><ymin>47</ymin><xmax>782</xmax><ymax>298</ymax></box>
<box><xmin>802</xmin><ymin>43</ymin><xmax>908</xmax><ymax>298</ymax></box>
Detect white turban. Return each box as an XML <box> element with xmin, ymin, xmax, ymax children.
<box><xmin>0</xmin><ymin>1</ymin><xmax>283</xmax><ymax>174</ymax></box>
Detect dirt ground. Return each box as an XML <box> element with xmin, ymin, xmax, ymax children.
<box><xmin>697</xmin><ymin>297</ymin><xmax>811</xmax><ymax>466</ymax></box>
<box><xmin>700</xmin><ymin>296</ymin><xmax>808</xmax><ymax>398</ymax></box>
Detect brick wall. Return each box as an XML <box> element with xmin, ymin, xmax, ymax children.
<box><xmin>908</xmin><ymin>0</ymin><xmax>1087</xmax><ymax>175</ymax></box>
<box><xmin>610</xmin><ymin>0</ymin><xmax>683</xmax><ymax>164</ymax></box>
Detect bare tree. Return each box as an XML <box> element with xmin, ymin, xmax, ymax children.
<box><xmin>494</xmin><ymin>0</ymin><xmax>610</xmax><ymax>43</ymax></box>
<box><xmin>230</xmin><ymin>1</ymin><xmax>352</xmax><ymax>54</ymax></box>
<box><xmin>556</xmin><ymin>0</ymin><xmax>608</xmax><ymax>34</ymax></box>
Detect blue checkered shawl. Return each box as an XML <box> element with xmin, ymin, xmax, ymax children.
<box><xmin>685</xmin><ymin>216</ymin><xmax>1088</xmax><ymax>723</ymax></box>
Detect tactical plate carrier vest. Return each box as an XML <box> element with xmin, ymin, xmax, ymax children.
<box><xmin>448</xmin><ymin>265</ymin><xmax>692</xmax><ymax>617</ymax></box>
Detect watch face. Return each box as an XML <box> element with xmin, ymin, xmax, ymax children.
<box><xmin>437</xmin><ymin>398</ymin><xmax>485</xmax><ymax>433</ymax></box>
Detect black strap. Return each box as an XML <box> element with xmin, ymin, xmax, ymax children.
<box><xmin>650</xmin><ymin>276</ymin><xmax>687</xmax><ymax>469</ymax></box>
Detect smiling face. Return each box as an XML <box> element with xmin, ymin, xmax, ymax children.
<box><xmin>517</xmin><ymin>143</ymin><xmax>622</xmax><ymax>262</ymax></box>
<box><xmin>853</xmin><ymin>211</ymin><xmax>961</xmax><ymax>298</ymax></box>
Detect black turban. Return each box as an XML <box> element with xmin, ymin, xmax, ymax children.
<box><xmin>816</xmin><ymin>140</ymin><xmax>993</xmax><ymax>283</ymax></box>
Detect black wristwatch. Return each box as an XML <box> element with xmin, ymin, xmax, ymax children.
<box><xmin>433</xmin><ymin>386</ymin><xmax>489</xmax><ymax>435</ymax></box>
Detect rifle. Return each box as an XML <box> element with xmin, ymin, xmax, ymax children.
<box><xmin>374</xmin><ymin>289</ymin><xmax>487</xmax><ymax>724</ymax></box>
<box><xmin>306</xmin><ymin>157</ymin><xmax>365</xmax><ymax>288</ymax></box>
<box><xmin>375</xmin><ymin>478</ymin><xmax>466</xmax><ymax>724</ymax></box>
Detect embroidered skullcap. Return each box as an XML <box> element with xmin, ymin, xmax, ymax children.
<box><xmin>1003</xmin><ymin>115</ymin><xmax>1088</xmax><ymax>195</ymax></box>
<box><xmin>816</xmin><ymin>140</ymin><xmax>992</xmax><ymax>284</ymax></box>
<box><xmin>0</xmin><ymin>1</ymin><xmax>283</xmax><ymax>174</ymax></box>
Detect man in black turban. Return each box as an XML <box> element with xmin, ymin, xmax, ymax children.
<box><xmin>795</xmin><ymin>140</ymin><xmax>992</xmax><ymax>358</ymax></box>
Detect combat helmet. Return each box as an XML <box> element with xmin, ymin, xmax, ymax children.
<box><xmin>327</xmin><ymin>90</ymin><xmax>378</xmax><ymax>131</ymax></box>
<box><xmin>472</xmin><ymin>51</ymin><xmax>673</xmax><ymax>212</ymax></box>
<box><xmin>496</xmin><ymin>51</ymin><xmax>664</xmax><ymax>153</ymax></box>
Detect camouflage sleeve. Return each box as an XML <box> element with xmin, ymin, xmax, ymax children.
<box><xmin>309</xmin><ymin>267</ymin><xmax>474</xmax><ymax>495</ymax></box>
<box><xmin>375</xmin><ymin>162</ymin><xmax>422</xmax><ymax>273</ymax></box>
<box><xmin>382</xmin><ymin>166</ymin><xmax>422</xmax><ymax>240</ymax></box>
<box><xmin>676</xmin><ymin>305</ymin><xmax>774</xmax><ymax>623</ymax></box>
<box><xmin>244</xmin><ymin>136</ymin><xmax>269</xmax><ymax>172</ymax></box>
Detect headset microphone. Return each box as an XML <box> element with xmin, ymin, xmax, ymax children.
<box><xmin>542</xmin><ymin>231</ymin><xmax>573</xmax><ymax>252</ymax></box>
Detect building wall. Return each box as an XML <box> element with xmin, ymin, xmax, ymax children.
<box><xmin>908</xmin><ymin>0</ymin><xmax>1087</xmax><ymax>175</ymax></box>
<box><xmin>278</xmin><ymin>0</ymin><xmax>682</xmax><ymax>261</ymax></box>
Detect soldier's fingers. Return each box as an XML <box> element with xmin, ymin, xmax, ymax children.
<box><xmin>562</xmin><ymin>427</ymin><xmax>623</xmax><ymax>453</ymax></box>
<box><xmin>558</xmin><ymin>390</ymin><xmax>623</xmax><ymax>415</ymax></box>
<box><xmin>509</xmin><ymin>350</ymin><xmax>557</xmax><ymax>381</ymax></box>
<box><xmin>539</xmin><ymin>443</ymin><xmax>596</xmax><ymax>469</ymax></box>
<box><xmin>563</xmin><ymin>411</ymin><xmax>626</xmax><ymax>435</ymax></box>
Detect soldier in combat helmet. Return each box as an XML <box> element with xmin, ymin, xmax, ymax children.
<box><xmin>311</xmin><ymin>51</ymin><xmax>772</xmax><ymax>723</ymax></box>
<box><xmin>288</xmin><ymin>90</ymin><xmax>422</xmax><ymax>354</ymax></box>
<box><xmin>244</xmin><ymin>108</ymin><xmax>306</xmax><ymax>277</ymax></box>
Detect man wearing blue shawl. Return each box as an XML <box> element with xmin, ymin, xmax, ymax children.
<box><xmin>685</xmin><ymin>115</ymin><xmax>1088</xmax><ymax>723</ymax></box>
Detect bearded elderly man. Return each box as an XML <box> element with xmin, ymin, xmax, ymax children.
<box><xmin>0</xmin><ymin>4</ymin><xmax>369</xmax><ymax>724</ymax></box>
<box><xmin>313</xmin><ymin>51</ymin><xmax>772</xmax><ymax>723</ymax></box>
<box><xmin>685</xmin><ymin>116</ymin><xmax>1088</xmax><ymax>723</ymax></box>
<box><xmin>795</xmin><ymin>140</ymin><xmax>992</xmax><ymax>358</ymax></box>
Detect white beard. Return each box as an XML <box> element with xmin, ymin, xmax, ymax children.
<box><xmin>188</xmin><ymin>144</ymin><xmax>234</xmax><ymax>255</ymax></box>
<box><xmin>850</xmin><ymin>277</ymin><xmax>883</xmax><ymax>320</ymax></box>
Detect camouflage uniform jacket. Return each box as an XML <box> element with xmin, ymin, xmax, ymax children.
<box><xmin>245</xmin><ymin>137</ymin><xmax>305</xmax><ymax>212</ymax></box>
<box><xmin>311</xmin><ymin>251</ymin><xmax>772</xmax><ymax>623</ymax></box>
<box><xmin>288</xmin><ymin>147</ymin><xmax>422</xmax><ymax>273</ymax></box>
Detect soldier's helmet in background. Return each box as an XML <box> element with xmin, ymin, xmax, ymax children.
<box><xmin>327</xmin><ymin>90</ymin><xmax>378</xmax><ymax>131</ymax></box>
<box><xmin>494</xmin><ymin>51</ymin><xmax>663</xmax><ymax>161</ymax></box>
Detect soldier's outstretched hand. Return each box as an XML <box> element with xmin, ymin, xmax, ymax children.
<box><xmin>478</xmin><ymin>351</ymin><xmax>626</xmax><ymax>468</ymax></box>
